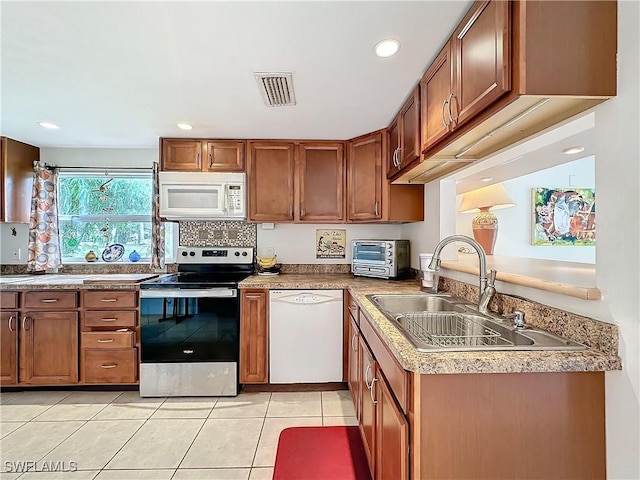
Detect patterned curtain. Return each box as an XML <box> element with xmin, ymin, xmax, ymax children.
<box><xmin>27</xmin><ymin>163</ymin><xmax>62</xmax><ymax>272</ymax></box>
<box><xmin>150</xmin><ymin>161</ymin><xmax>165</xmax><ymax>270</ymax></box>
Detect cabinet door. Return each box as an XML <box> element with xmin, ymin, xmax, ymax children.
<box><xmin>348</xmin><ymin>132</ymin><xmax>383</xmax><ymax>222</ymax></box>
<box><xmin>297</xmin><ymin>142</ymin><xmax>345</xmax><ymax>223</ymax></box>
<box><xmin>247</xmin><ymin>142</ymin><xmax>295</xmax><ymax>222</ymax></box>
<box><xmin>205</xmin><ymin>141</ymin><xmax>245</xmax><ymax>172</ymax></box>
<box><xmin>20</xmin><ymin>312</ymin><xmax>79</xmax><ymax>384</ymax></box>
<box><xmin>347</xmin><ymin>314</ymin><xmax>360</xmax><ymax>422</ymax></box>
<box><xmin>375</xmin><ymin>370</ymin><xmax>409</xmax><ymax>480</ymax></box>
<box><xmin>0</xmin><ymin>311</ymin><xmax>18</xmax><ymax>385</ymax></box>
<box><xmin>421</xmin><ymin>40</ymin><xmax>454</xmax><ymax>151</ymax></box>
<box><xmin>1</xmin><ymin>137</ymin><xmax>38</xmax><ymax>223</ymax></box>
<box><xmin>452</xmin><ymin>0</ymin><xmax>511</xmax><ymax>127</ymax></box>
<box><xmin>359</xmin><ymin>337</ymin><xmax>376</xmax><ymax>478</ymax></box>
<box><xmin>161</xmin><ymin>140</ymin><xmax>203</xmax><ymax>171</ymax></box>
<box><xmin>398</xmin><ymin>86</ymin><xmax>420</xmax><ymax>170</ymax></box>
<box><xmin>386</xmin><ymin>118</ymin><xmax>400</xmax><ymax>178</ymax></box>
<box><xmin>240</xmin><ymin>290</ymin><xmax>268</xmax><ymax>383</ymax></box>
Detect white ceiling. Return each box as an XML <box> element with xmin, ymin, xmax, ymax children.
<box><xmin>1</xmin><ymin>1</ymin><xmax>472</xmax><ymax>148</ymax></box>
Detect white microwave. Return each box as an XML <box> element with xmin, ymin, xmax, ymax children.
<box><xmin>159</xmin><ymin>172</ymin><xmax>246</xmax><ymax>221</ymax></box>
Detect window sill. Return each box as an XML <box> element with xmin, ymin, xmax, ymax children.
<box><xmin>440</xmin><ymin>255</ymin><xmax>600</xmax><ymax>301</ymax></box>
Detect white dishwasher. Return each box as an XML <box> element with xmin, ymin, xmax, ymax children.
<box><xmin>269</xmin><ymin>290</ymin><xmax>344</xmax><ymax>383</ymax></box>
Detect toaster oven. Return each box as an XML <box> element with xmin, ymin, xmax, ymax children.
<box><xmin>351</xmin><ymin>240</ymin><xmax>410</xmax><ymax>279</ymax></box>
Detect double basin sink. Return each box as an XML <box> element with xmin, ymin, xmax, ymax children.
<box><xmin>367</xmin><ymin>293</ymin><xmax>586</xmax><ymax>352</ymax></box>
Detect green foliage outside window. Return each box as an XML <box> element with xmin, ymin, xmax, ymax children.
<box><xmin>58</xmin><ymin>174</ymin><xmax>153</xmax><ymax>261</ymax></box>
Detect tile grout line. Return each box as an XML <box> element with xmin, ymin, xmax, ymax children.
<box><xmin>171</xmin><ymin>398</ymin><xmax>221</xmax><ymax>477</ymax></box>
<box><xmin>249</xmin><ymin>392</ymin><xmax>271</xmax><ymax>469</ymax></box>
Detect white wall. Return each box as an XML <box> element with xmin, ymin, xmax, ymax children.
<box><xmin>455</xmin><ymin>156</ymin><xmax>596</xmax><ymax>263</ymax></box>
<box><xmin>405</xmin><ymin>4</ymin><xmax>640</xmax><ymax>477</ymax></box>
<box><xmin>0</xmin><ymin>223</ymin><xmax>29</xmax><ymax>264</ymax></box>
<box><xmin>256</xmin><ymin>223</ymin><xmax>402</xmax><ymax>264</ymax></box>
<box><xmin>40</xmin><ymin>147</ymin><xmax>157</xmax><ymax>168</ymax></box>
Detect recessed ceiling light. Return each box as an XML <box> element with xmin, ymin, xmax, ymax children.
<box><xmin>38</xmin><ymin>122</ymin><xmax>59</xmax><ymax>129</ymax></box>
<box><xmin>481</xmin><ymin>177</ymin><xmax>493</xmax><ymax>182</ymax></box>
<box><xmin>563</xmin><ymin>146</ymin><xmax>585</xmax><ymax>155</ymax></box>
<box><xmin>177</xmin><ymin>123</ymin><xmax>193</xmax><ymax>130</ymax></box>
<box><xmin>374</xmin><ymin>39</ymin><xmax>400</xmax><ymax>58</ymax></box>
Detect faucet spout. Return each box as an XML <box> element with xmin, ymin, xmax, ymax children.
<box><xmin>427</xmin><ymin>235</ymin><xmax>492</xmax><ymax>313</ymax></box>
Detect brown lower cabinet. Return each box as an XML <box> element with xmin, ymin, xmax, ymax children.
<box><xmin>240</xmin><ymin>289</ymin><xmax>269</xmax><ymax>384</ymax></box>
<box><xmin>20</xmin><ymin>311</ymin><xmax>79</xmax><ymax>384</ymax></box>
<box><xmin>348</xmin><ymin>298</ymin><xmax>606</xmax><ymax>480</ymax></box>
<box><xmin>0</xmin><ymin>310</ymin><xmax>18</xmax><ymax>384</ymax></box>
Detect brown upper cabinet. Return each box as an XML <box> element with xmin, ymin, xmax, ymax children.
<box><xmin>387</xmin><ymin>87</ymin><xmax>420</xmax><ymax>179</ymax></box>
<box><xmin>393</xmin><ymin>0</ymin><xmax>617</xmax><ymax>184</ymax></box>
<box><xmin>247</xmin><ymin>141</ymin><xmax>345</xmax><ymax>223</ymax></box>
<box><xmin>247</xmin><ymin>141</ymin><xmax>296</xmax><ymax>222</ymax></box>
<box><xmin>297</xmin><ymin>142</ymin><xmax>346</xmax><ymax>223</ymax></box>
<box><xmin>161</xmin><ymin>139</ymin><xmax>245</xmax><ymax>172</ymax></box>
<box><xmin>348</xmin><ymin>131</ymin><xmax>424</xmax><ymax>223</ymax></box>
<box><xmin>1</xmin><ymin>137</ymin><xmax>38</xmax><ymax>223</ymax></box>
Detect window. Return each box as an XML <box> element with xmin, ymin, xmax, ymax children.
<box><xmin>57</xmin><ymin>171</ymin><xmax>174</xmax><ymax>263</ymax></box>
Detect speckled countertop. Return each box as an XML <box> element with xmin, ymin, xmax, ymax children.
<box><xmin>0</xmin><ymin>274</ymin><xmax>158</xmax><ymax>290</ymax></box>
<box><xmin>240</xmin><ymin>273</ymin><xmax>622</xmax><ymax>375</ymax></box>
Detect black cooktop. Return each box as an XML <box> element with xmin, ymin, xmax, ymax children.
<box><xmin>140</xmin><ymin>267</ymin><xmax>253</xmax><ymax>289</ymax></box>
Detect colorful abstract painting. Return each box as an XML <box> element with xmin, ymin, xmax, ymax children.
<box><xmin>532</xmin><ymin>188</ymin><xmax>596</xmax><ymax>246</ymax></box>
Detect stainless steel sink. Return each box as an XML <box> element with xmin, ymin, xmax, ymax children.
<box><xmin>366</xmin><ymin>294</ymin><xmax>586</xmax><ymax>352</ymax></box>
<box><xmin>368</xmin><ymin>293</ymin><xmax>466</xmax><ymax>313</ymax></box>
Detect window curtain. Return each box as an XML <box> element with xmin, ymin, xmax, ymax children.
<box><xmin>150</xmin><ymin>161</ymin><xmax>165</xmax><ymax>270</ymax></box>
<box><xmin>27</xmin><ymin>163</ymin><xmax>62</xmax><ymax>272</ymax></box>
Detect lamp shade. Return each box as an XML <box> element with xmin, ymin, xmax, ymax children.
<box><xmin>459</xmin><ymin>183</ymin><xmax>515</xmax><ymax>213</ymax></box>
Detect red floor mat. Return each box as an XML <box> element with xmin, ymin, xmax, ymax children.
<box><xmin>272</xmin><ymin>426</ymin><xmax>372</xmax><ymax>480</ymax></box>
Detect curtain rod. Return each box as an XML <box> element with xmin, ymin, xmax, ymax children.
<box><xmin>43</xmin><ymin>163</ymin><xmax>153</xmax><ymax>171</ymax></box>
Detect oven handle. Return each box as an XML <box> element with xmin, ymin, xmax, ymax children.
<box><xmin>140</xmin><ymin>288</ymin><xmax>237</xmax><ymax>299</ymax></box>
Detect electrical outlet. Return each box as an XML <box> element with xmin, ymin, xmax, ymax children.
<box><xmin>265</xmin><ymin>247</ymin><xmax>275</xmax><ymax>257</ymax></box>
<box><xmin>11</xmin><ymin>248</ymin><xmax>21</xmax><ymax>260</ymax></box>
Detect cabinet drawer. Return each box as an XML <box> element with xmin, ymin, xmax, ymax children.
<box><xmin>83</xmin><ymin>310</ymin><xmax>137</xmax><ymax>328</ymax></box>
<box><xmin>84</xmin><ymin>291</ymin><xmax>137</xmax><ymax>309</ymax></box>
<box><xmin>82</xmin><ymin>331</ymin><xmax>134</xmax><ymax>349</ymax></box>
<box><xmin>24</xmin><ymin>291</ymin><xmax>78</xmax><ymax>309</ymax></box>
<box><xmin>83</xmin><ymin>349</ymin><xmax>137</xmax><ymax>383</ymax></box>
<box><xmin>1</xmin><ymin>292</ymin><xmax>18</xmax><ymax>309</ymax></box>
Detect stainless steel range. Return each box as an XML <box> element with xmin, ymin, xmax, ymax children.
<box><xmin>139</xmin><ymin>246</ymin><xmax>254</xmax><ymax>397</ymax></box>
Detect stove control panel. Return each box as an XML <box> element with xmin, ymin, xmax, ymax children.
<box><xmin>177</xmin><ymin>247</ymin><xmax>254</xmax><ymax>264</ymax></box>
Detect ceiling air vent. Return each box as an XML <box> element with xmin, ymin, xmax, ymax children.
<box><xmin>255</xmin><ymin>72</ymin><xmax>296</xmax><ymax>107</ymax></box>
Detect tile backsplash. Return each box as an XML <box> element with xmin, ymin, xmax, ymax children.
<box><xmin>179</xmin><ymin>221</ymin><xmax>257</xmax><ymax>248</ymax></box>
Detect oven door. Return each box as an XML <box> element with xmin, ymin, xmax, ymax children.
<box><xmin>139</xmin><ymin>287</ymin><xmax>240</xmax><ymax>396</ymax></box>
<box><xmin>352</xmin><ymin>241</ymin><xmax>387</xmax><ymax>264</ymax></box>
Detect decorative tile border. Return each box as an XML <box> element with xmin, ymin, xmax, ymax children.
<box><xmin>438</xmin><ymin>276</ymin><xmax>619</xmax><ymax>357</ymax></box>
<box><xmin>179</xmin><ymin>221</ymin><xmax>257</xmax><ymax>247</ymax></box>
<box><xmin>280</xmin><ymin>264</ymin><xmax>351</xmax><ymax>274</ymax></box>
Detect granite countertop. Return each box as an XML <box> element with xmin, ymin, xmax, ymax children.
<box><xmin>0</xmin><ymin>274</ymin><xmax>158</xmax><ymax>290</ymax></box>
<box><xmin>240</xmin><ymin>273</ymin><xmax>622</xmax><ymax>375</ymax></box>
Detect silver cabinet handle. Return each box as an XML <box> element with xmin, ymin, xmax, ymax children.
<box><xmin>100</xmin><ymin>318</ymin><xmax>117</xmax><ymax>322</ymax></box>
<box><xmin>365</xmin><ymin>363</ymin><xmax>372</xmax><ymax>388</ymax></box>
<box><xmin>447</xmin><ymin>93</ymin><xmax>458</xmax><ymax>125</ymax></box>
<box><xmin>100</xmin><ymin>364</ymin><xmax>117</xmax><ymax>369</ymax></box>
<box><xmin>300</xmin><ymin>203</ymin><xmax>305</xmax><ymax>218</ymax></box>
<box><xmin>441</xmin><ymin>98</ymin><xmax>450</xmax><ymax>128</ymax></box>
<box><xmin>351</xmin><ymin>333</ymin><xmax>358</xmax><ymax>353</ymax></box>
<box><xmin>97</xmin><ymin>339</ymin><xmax>114</xmax><ymax>343</ymax></box>
<box><xmin>209</xmin><ymin>152</ymin><xmax>213</xmax><ymax>168</ymax></box>
<box><xmin>40</xmin><ymin>299</ymin><xmax>58</xmax><ymax>303</ymax></box>
<box><xmin>196</xmin><ymin>152</ymin><xmax>200</xmax><ymax>165</ymax></box>
<box><xmin>8</xmin><ymin>315</ymin><xmax>15</xmax><ymax>332</ymax></box>
<box><xmin>396</xmin><ymin>148</ymin><xmax>402</xmax><ymax>167</ymax></box>
<box><xmin>22</xmin><ymin>316</ymin><xmax>30</xmax><ymax>331</ymax></box>
<box><xmin>100</xmin><ymin>298</ymin><xmax>117</xmax><ymax>303</ymax></box>
<box><xmin>374</xmin><ymin>201</ymin><xmax>379</xmax><ymax>217</ymax></box>
<box><xmin>369</xmin><ymin>377</ymin><xmax>378</xmax><ymax>405</ymax></box>
<box><xmin>392</xmin><ymin>148</ymin><xmax>399</xmax><ymax>167</ymax></box>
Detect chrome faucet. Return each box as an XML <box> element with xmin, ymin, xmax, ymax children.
<box><xmin>427</xmin><ymin>235</ymin><xmax>496</xmax><ymax>314</ymax></box>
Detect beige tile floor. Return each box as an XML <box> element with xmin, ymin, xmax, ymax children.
<box><xmin>0</xmin><ymin>389</ymin><xmax>356</xmax><ymax>480</ymax></box>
